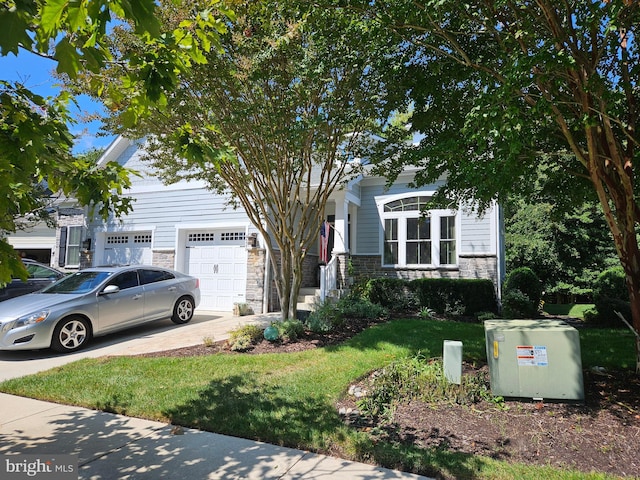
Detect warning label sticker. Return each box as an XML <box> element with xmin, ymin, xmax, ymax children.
<box><xmin>516</xmin><ymin>345</ymin><xmax>548</xmax><ymax>366</ymax></box>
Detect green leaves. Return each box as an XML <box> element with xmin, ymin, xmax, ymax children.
<box><xmin>111</xmin><ymin>0</ymin><xmax>161</xmax><ymax>37</ymax></box>
<box><xmin>39</xmin><ymin>0</ymin><xmax>67</xmax><ymax>36</ymax></box>
<box><xmin>0</xmin><ymin>0</ymin><xmax>200</xmax><ymax>283</ymax></box>
<box><xmin>80</xmin><ymin>0</ymin><xmax>400</xmax><ymax>318</ymax></box>
<box><xmin>0</xmin><ymin>4</ymin><xmax>34</xmax><ymax>55</ymax></box>
<box><xmin>54</xmin><ymin>37</ymin><xmax>81</xmax><ymax>77</ymax></box>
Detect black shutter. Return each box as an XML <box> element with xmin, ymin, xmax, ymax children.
<box><xmin>58</xmin><ymin>226</ymin><xmax>67</xmax><ymax>267</ymax></box>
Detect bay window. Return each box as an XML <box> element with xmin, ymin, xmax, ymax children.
<box><xmin>380</xmin><ymin>195</ymin><xmax>457</xmax><ymax>267</ymax></box>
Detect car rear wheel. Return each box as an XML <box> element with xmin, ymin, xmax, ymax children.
<box><xmin>51</xmin><ymin>316</ymin><xmax>91</xmax><ymax>353</ymax></box>
<box><xmin>172</xmin><ymin>296</ymin><xmax>195</xmax><ymax>324</ymax></box>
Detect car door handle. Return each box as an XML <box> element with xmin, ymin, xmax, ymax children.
<box><xmin>133</xmin><ymin>294</ymin><xmax>143</xmax><ymax>300</ymax></box>
<box><xmin>168</xmin><ymin>287</ymin><xmax>177</xmax><ymax>292</ymax></box>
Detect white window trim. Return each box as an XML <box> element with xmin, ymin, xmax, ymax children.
<box><xmin>376</xmin><ymin>193</ymin><xmax>460</xmax><ymax>268</ymax></box>
<box><xmin>65</xmin><ymin>225</ymin><xmax>83</xmax><ymax>268</ymax></box>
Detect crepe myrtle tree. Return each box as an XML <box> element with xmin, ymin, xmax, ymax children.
<box><xmin>0</xmin><ymin>0</ymin><xmax>231</xmax><ymax>285</ymax></box>
<box><xmin>76</xmin><ymin>0</ymin><xmax>407</xmax><ymax>320</ymax></box>
<box><xmin>352</xmin><ymin>0</ymin><xmax>640</xmax><ymax>368</ymax></box>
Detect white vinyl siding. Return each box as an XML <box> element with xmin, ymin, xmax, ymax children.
<box><xmin>93</xmin><ymin>189</ymin><xmax>248</xmax><ymax>251</ymax></box>
<box><xmin>460</xmin><ymin>214</ymin><xmax>493</xmax><ymax>253</ymax></box>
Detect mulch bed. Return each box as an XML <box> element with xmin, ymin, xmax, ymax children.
<box><xmin>137</xmin><ymin>317</ymin><xmax>640</xmax><ymax>478</ymax></box>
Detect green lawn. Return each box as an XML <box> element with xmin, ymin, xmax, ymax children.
<box><xmin>0</xmin><ymin>318</ymin><xmax>633</xmax><ymax>479</ymax></box>
<box><xmin>543</xmin><ymin>303</ymin><xmax>594</xmax><ymax>319</ymax></box>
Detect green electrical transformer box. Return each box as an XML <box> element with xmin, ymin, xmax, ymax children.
<box><xmin>484</xmin><ymin>320</ymin><xmax>584</xmax><ymax>401</ymax></box>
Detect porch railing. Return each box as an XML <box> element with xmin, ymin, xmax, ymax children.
<box><xmin>319</xmin><ymin>255</ymin><xmax>338</xmax><ymax>302</ymax></box>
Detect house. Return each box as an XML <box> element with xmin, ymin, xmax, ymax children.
<box><xmin>7</xmin><ymin>199</ymin><xmax>88</xmax><ymax>270</ymax></box>
<box><xmin>69</xmin><ymin>136</ymin><xmax>506</xmax><ymax>313</ymax></box>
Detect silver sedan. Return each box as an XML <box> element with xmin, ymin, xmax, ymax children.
<box><xmin>0</xmin><ymin>265</ymin><xmax>200</xmax><ymax>353</ymax></box>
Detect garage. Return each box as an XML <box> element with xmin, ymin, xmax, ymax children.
<box><xmin>102</xmin><ymin>232</ymin><xmax>153</xmax><ymax>265</ymax></box>
<box><xmin>185</xmin><ymin>230</ymin><xmax>248</xmax><ymax>311</ymax></box>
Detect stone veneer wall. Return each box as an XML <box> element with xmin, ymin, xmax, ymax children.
<box><xmin>302</xmin><ymin>253</ymin><xmax>321</xmax><ymax>288</ymax></box>
<box><xmin>350</xmin><ymin>254</ymin><xmax>499</xmax><ymax>288</ymax></box>
<box><xmin>152</xmin><ymin>250</ymin><xmax>175</xmax><ymax>269</ymax></box>
<box><xmin>246</xmin><ymin>248</ymin><xmax>266</xmax><ymax>314</ymax></box>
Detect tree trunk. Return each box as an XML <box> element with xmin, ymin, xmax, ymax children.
<box><xmin>637</xmin><ymin>336</ymin><xmax>640</xmax><ymax>374</ymax></box>
<box><xmin>586</xmin><ymin>137</ymin><xmax>640</xmax><ymax>370</ymax></box>
<box><xmin>277</xmin><ymin>251</ymin><xmax>293</xmax><ymax>321</ymax></box>
<box><xmin>621</xmin><ymin>254</ymin><xmax>640</xmax><ymax>373</ymax></box>
<box><xmin>288</xmin><ymin>256</ymin><xmax>304</xmax><ymax>321</ymax></box>
<box><xmin>269</xmin><ymin>240</ymin><xmax>306</xmax><ymax>321</ymax></box>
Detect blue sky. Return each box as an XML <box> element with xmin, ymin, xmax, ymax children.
<box><xmin>1</xmin><ymin>51</ymin><xmax>116</xmax><ymax>153</ymax></box>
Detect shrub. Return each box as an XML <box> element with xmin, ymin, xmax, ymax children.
<box><xmin>306</xmin><ymin>300</ymin><xmax>343</xmax><ymax>333</ymax></box>
<box><xmin>594</xmin><ymin>266</ymin><xmax>627</xmax><ymax>300</ymax></box>
<box><xmin>476</xmin><ymin>311</ymin><xmax>498</xmax><ymax>322</ymax></box>
<box><xmin>504</xmin><ymin>267</ymin><xmax>542</xmax><ymax>305</ymax></box>
<box><xmin>418</xmin><ymin>306</ymin><xmax>436</xmax><ymax>320</ymax></box>
<box><xmin>306</xmin><ymin>315</ymin><xmax>333</xmax><ymax>333</ymax></box>
<box><xmin>501</xmin><ymin>289</ymin><xmax>535</xmax><ymax>318</ymax></box>
<box><xmin>274</xmin><ymin>319</ymin><xmax>305</xmax><ymax>342</ymax></box>
<box><xmin>357</xmin><ymin>355</ymin><xmax>492</xmax><ymax>421</ymax></box>
<box><xmin>590</xmin><ymin>266</ymin><xmax>630</xmax><ymax>327</ymax></box>
<box><xmin>228</xmin><ymin>324</ymin><xmax>264</xmax><ymax>351</ymax></box>
<box><xmin>411</xmin><ymin>278</ymin><xmax>497</xmax><ymax>317</ymax></box>
<box><xmin>502</xmin><ymin>267</ymin><xmax>541</xmax><ymax>318</ymax></box>
<box><xmin>337</xmin><ymin>296</ymin><xmax>387</xmax><ymax>319</ymax></box>
<box><xmin>361</xmin><ymin>278</ymin><xmax>416</xmax><ymax>312</ymax></box>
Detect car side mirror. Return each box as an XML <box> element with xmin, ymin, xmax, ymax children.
<box><xmin>101</xmin><ymin>285</ymin><xmax>120</xmax><ymax>295</ymax></box>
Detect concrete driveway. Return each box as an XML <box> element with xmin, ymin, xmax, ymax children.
<box><xmin>0</xmin><ymin>310</ymin><xmax>278</xmax><ymax>382</ymax></box>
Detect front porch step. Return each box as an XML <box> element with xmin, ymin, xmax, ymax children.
<box><xmin>299</xmin><ymin>287</ymin><xmax>321</xmax><ymax>296</ymax></box>
<box><xmin>297</xmin><ymin>287</ymin><xmax>321</xmax><ymax>312</ymax></box>
<box><xmin>296</xmin><ymin>287</ymin><xmax>343</xmax><ymax>314</ymax></box>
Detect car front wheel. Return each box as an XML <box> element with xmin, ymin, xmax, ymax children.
<box><xmin>172</xmin><ymin>296</ymin><xmax>195</xmax><ymax>324</ymax></box>
<box><xmin>51</xmin><ymin>316</ymin><xmax>91</xmax><ymax>353</ymax></box>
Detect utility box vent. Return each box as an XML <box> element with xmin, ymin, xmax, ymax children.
<box><xmin>484</xmin><ymin>320</ymin><xmax>584</xmax><ymax>401</ymax></box>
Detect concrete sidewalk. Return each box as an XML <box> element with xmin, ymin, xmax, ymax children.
<box><xmin>0</xmin><ymin>311</ymin><xmax>432</xmax><ymax>479</ymax></box>
<box><xmin>0</xmin><ymin>393</ymin><xmax>431</xmax><ymax>479</ymax></box>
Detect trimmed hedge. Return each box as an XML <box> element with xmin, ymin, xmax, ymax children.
<box><xmin>361</xmin><ymin>277</ymin><xmax>416</xmax><ymax>312</ymax></box>
<box><xmin>410</xmin><ymin>278</ymin><xmax>497</xmax><ymax>316</ymax></box>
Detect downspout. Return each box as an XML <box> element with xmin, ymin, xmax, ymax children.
<box><xmin>262</xmin><ymin>240</ymin><xmax>271</xmax><ymax>314</ymax></box>
<box><xmin>496</xmin><ymin>200</ymin><xmax>505</xmax><ymax>311</ymax></box>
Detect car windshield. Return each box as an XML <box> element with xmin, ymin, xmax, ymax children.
<box><xmin>41</xmin><ymin>271</ymin><xmax>112</xmax><ymax>294</ymax></box>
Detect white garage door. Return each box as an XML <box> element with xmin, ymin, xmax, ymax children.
<box><xmin>103</xmin><ymin>232</ymin><xmax>153</xmax><ymax>265</ymax></box>
<box><xmin>186</xmin><ymin>231</ymin><xmax>248</xmax><ymax>311</ymax></box>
